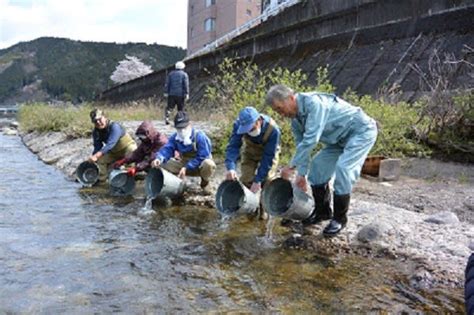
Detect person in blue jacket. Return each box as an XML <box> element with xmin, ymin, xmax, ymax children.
<box><xmin>87</xmin><ymin>109</ymin><xmax>137</xmax><ymax>181</ymax></box>
<box><xmin>225</xmin><ymin>106</ymin><xmax>281</xmax><ymax>219</ymax></box>
<box><xmin>151</xmin><ymin>111</ymin><xmax>216</xmax><ymax>191</ymax></box>
<box><xmin>164</xmin><ymin>61</ymin><xmax>189</xmax><ymax>125</ymax></box>
<box><xmin>265</xmin><ymin>84</ymin><xmax>378</xmax><ymax>236</ymax></box>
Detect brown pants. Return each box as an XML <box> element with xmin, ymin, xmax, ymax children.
<box><xmin>97</xmin><ymin>142</ymin><xmax>137</xmax><ymax>181</ymax></box>
<box><xmin>162</xmin><ymin>157</ymin><xmax>216</xmax><ymax>181</ymax></box>
<box><xmin>240</xmin><ymin>141</ymin><xmax>280</xmax><ymax>188</ymax></box>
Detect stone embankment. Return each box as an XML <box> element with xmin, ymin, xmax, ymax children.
<box><xmin>3</xmin><ymin>121</ymin><xmax>473</xmax><ymax>288</ymax></box>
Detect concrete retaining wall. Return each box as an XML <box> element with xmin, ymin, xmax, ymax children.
<box><xmin>98</xmin><ymin>0</ymin><xmax>474</xmax><ymax>105</ymax></box>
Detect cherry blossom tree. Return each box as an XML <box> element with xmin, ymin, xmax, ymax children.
<box><xmin>110</xmin><ymin>55</ymin><xmax>153</xmax><ymax>84</ymax></box>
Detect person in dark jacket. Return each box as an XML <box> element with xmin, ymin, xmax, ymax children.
<box><xmin>151</xmin><ymin>111</ymin><xmax>216</xmax><ymax>191</ymax></box>
<box><xmin>225</xmin><ymin>106</ymin><xmax>281</xmax><ymax>219</ymax></box>
<box><xmin>112</xmin><ymin>121</ymin><xmax>168</xmax><ymax>177</ymax></box>
<box><xmin>88</xmin><ymin>109</ymin><xmax>137</xmax><ymax>181</ymax></box>
<box><xmin>466</xmin><ymin>253</ymin><xmax>474</xmax><ymax>315</ymax></box>
<box><xmin>164</xmin><ymin>61</ymin><xmax>189</xmax><ymax>125</ymax></box>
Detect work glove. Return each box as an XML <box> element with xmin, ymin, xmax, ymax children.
<box><xmin>127</xmin><ymin>167</ymin><xmax>137</xmax><ymax>177</ymax></box>
<box><xmin>250</xmin><ymin>182</ymin><xmax>261</xmax><ymax>193</ymax></box>
<box><xmin>226</xmin><ymin>170</ymin><xmax>237</xmax><ymax>181</ymax></box>
<box><xmin>185</xmin><ymin>94</ymin><xmax>189</xmax><ymax>101</ymax></box>
<box><xmin>164</xmin><ymin>93</ymin><xmax>168</xmax><ymax>98</ymax></box>
<box><xmin>113</xmin><ymin>158</ymin><xmax>126</xmax><ymax>169</ymax></box>
<box><xmin>136</xmin><ymin>161</ymin><xmax>148</xmax><ymax>172</ymax></box>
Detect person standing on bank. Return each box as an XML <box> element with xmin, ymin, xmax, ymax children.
<box><xmin>225</xmin><ymin>106</ymin><xmax>281</xmax><ymax>219</ymax></box>
<box><xmin>88</xmin><ymin>109</ymin><xmax>137</xmax><ymax>182</ymax></box>
<box><xmin>151</xmin><ymin>111</ymin><xmax>216</xmax><ymax>191</ymax></box>
<box><xmin>164</xmin><ymin>61</ymin><xmax>189</xmax><ymax>125</ymax></box>
<box><xmin>112</xmin><ymin>121</ymin><xmax>168</xmax><ymax>177</ymax></box>
<box><xmin>265</xmin><ymin>84</ymin><xmax>377</xmax><ymax>236</ymax></box>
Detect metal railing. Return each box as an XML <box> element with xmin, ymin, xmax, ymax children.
<box><xmin>185</xmin><ymin>0</ymin><xmax>301</xmax><ymax>60</ymax></box>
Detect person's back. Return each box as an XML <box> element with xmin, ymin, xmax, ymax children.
<box><xmin>164</xmin><ymin>61</ymin><xmax>189</xmax><ymax>125</ymax></box>
<box><xmin>167</xmin><ymin>69</ymin><xmax>188</xmax><ymax>97</ymax></box>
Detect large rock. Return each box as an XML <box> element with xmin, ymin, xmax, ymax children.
<box><xmin>424</xmin><ymin>211</ymin><xmax>460</xmax><ymax>224</ymax></box>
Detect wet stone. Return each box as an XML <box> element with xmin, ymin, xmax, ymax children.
<box><xmin>424</xmin><ymin>211</ymin><xmax>460</xmax><ymax>225</ymax></box>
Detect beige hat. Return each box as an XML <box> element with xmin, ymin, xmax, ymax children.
<box><xmin>90</xmin><ymin>109</ymin><xmax>105</xmax><ymax>122</ymax></box>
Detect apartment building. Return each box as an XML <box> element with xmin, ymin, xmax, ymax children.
<box><xmin>187</xmin><ymin>0</ymin><xmax>262</xmax><ymax>56</ymax></box>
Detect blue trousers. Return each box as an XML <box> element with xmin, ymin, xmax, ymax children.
<box><xmin>308</xmin><ymin>126</ymin><xmax>377</xmax><ymax>195</ymax></box>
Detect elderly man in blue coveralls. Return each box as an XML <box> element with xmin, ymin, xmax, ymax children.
<box><xmin>225</xmin><ymin>106</ymin><xmax>281</xmax><ymax>219</ymax></box>
<box><xmin>265</xmin><ymin>84</ymin><xmax>377</xmax><ymax>236</ymax></box>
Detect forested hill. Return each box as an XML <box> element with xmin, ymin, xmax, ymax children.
<box><xmin>0</xmin><ymin>37</ymin><xmax>186</xmax><ymax>104</ymax></box>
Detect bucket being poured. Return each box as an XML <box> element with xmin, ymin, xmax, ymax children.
<box><xmin>145</xmin><ymin>167</ymin><xmax>185</xmax><ymax>199</ymax></box>
<box><xmin>262</xmin><ymin>178</ymin><xmax>314</xmax><ymax>220</ymax></box>
<box><xmin>215</xmin><ymin>180</ymin><xmax>259</xmax><ymax>216</ymax></box>
<box><xmin>76</xmin><ymin>161</ymin><xmax>99</xmax><ymax>187</ymax></box>
<box><xmin>108</xmin><ymin>169</ymin><xmax>136</xmax><ymax>196</ymax></box>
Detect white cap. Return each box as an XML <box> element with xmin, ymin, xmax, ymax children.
<box><xmin>175</xmin><ymin>61</ymin><xmax>185</xmax><ymax>70</ymax></box>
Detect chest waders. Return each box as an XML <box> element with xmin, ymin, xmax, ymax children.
<box><xmin>97</xmin><ymin>122</ymin><xmax>137</xmax><ymax>181</ymax></box>
<box><xmin>240</xmin><ymin>119</ymin><xmax>280</xmax><ymax>188</ymax></box>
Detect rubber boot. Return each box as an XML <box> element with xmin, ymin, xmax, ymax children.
<box><xmin>302</xmin><ymin>183</ymin><xmax>332</xmax><ymax>226</ymax></box>
<box><xmin>323</xmin><ymin>194</ymin><xmax>350</xmax><ymax>236</ymax></box>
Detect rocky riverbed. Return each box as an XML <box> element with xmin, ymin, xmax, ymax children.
<box><xmin>5</xmin><ymin>120</ymin><xmax>473</xmax><ymax>289</ymax></box>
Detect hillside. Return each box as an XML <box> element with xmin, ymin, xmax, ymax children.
<box><xmin>0</xmin><ymin>37</ymin><xmax>186</xmax><ymax>104</ymax></box>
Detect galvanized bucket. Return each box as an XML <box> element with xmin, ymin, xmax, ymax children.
<box><xmin>145</xmin><ymin>167</ymin><xmax>186</xmax><ymax>199</ymax></box>
<box><xmin>215</xmin><ymin>180</ymin><xmax>259</xmax><ymax>216</ymax></box>
<box><xmin>108</xmin><ymin>169</ymin><xmax>136</xmax><ymax>196</ymax></box>
<box><xmin>262</xmin><ymin>178</ymin><xmax>314</xmax><ymax>220</ymax></box>
<box><xmin>76</xmin><ymin>161</ymin><xmax>99</xmax><ymax>187</ymax></box>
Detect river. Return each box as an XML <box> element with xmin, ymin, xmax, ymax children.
<box><xmin>0</xmin><ymin>133</ymin><xmax>464</xmax><ymax>313</ymax></box>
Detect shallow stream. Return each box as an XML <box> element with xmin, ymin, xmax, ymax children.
<box><xmin>0</xmin><ymin>134</ymin><xmax>464</xmax><ymax>313</ymax></box>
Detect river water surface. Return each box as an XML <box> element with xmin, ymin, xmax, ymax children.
<box><xmin>0</xmin><ymin>134</ymin><xmax>464</xmax><ymax>313</ymax></box>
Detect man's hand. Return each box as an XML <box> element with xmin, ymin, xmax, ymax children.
<box><xmin>178</xmin><ymin>167</ymin><xmax>186</xmax><ymax>179</ymax></box>
<box><xmin>113</xmin><ymin>158</ymin><xmax>126</xmax><ymax>169</ymax></box>
<box><xmin>127</xmin><ymin>167</ymin><xmax>137</xmax><ymax>177</ymax></box>
<box><xmin>250</xmin><ymin>182</ymin><xmax>261</xmax><ymax>193</ymax></box>
<box><xmin>151</xmin><ymin>159</ymin><xmax>161</xmax><ymax>168</ymax></box>
<box><xmin>164</xmin><ymin>93</ymin><xmax>168</xmax><ymax>98</ymax></box>
<box><xmin>295</xmin><ymin>175</ymin><xmax>308</xmax><ymax>192</ymax></box>
<box><xmin>226</xmin><ymin>170</ymin><xmax>237</xmax><ymax>181</ymax></box>
<box><xmin>185</xmin><ymin>94</ymin><xmax>189</xmax><ymax>101</ymax></box>
<box><xmin>281</xmin><ymin>166</ymin><xmax>295</xmax><ymax>180</ymax></box>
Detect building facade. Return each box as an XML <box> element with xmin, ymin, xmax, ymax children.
<box><xmin>187</xmin><ymin>0</ymin><xmax>262</xmax><ymax>56</ymax></box>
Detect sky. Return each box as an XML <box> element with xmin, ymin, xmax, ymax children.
<box><xmin>0</xmin><ymin>0</ymin><xmax>188</xmax><ymax>50</ymax></box>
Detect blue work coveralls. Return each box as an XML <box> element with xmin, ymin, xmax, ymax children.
<box><xmin>290</xmin><ymin>92</ymin><xmax>377</xmax><ymax>195</ymax></box>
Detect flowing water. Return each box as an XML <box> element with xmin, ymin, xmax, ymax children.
<box><xmin>0</xmin><ymin>134</ymin><xmax>465</xmax><ymax>313</ymax></box>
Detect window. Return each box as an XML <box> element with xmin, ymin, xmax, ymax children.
<box><xmin>190</xmin><ymin>5</ymin><xmax>194</xmax><ymax>15</ymax></box>
<box><xmin>246</xmin><ymin>9</ymin><xmax>252</xmax><ymax>16</ymax></box>
<box><xmin>205</xmin><ymin>0</ymin><xmax>215</xmax><ymax>7</ymax></box>
<box><xmin>204</xmin><ymin>18</ymin><xmax>215</xmax><ymax>32</ymax></box>
<box><xmin>190</xmin><ymin>27</ymin><xmax>194</xmax><ymax>38</ymax></box>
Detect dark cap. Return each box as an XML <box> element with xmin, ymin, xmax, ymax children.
<box><xmin>90</xmin><ymin>109</ymin><xmax>105</xmax><ymax>122</ymax></box>
<box><xmin>174</xmin><ymin>111</ymin><xmax>190</xmax><ymax>128</ymax></box>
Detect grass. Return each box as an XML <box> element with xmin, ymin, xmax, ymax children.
<box><xmin>18</xmin><ymin>99</ymin><xmax>226</xmax><ymax>138</ymax></box>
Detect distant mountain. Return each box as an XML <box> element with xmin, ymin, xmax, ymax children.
<box><xmin>0</xmin><ymin>37</ymin><xmax>186</xmax><ymax>104</ymax></box>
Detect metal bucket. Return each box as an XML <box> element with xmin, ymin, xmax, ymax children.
<box><xmin>215</xmin><ymin>180</ymin><xmax>259</xmax><ymax>216</ymax></box>
<box><xmin>262</xmin><ymin>178</ymin><xmax>314</xmax><ymax>220</ymax></box>
<box><xmin>108</xmin><ymin>169</ymin><xmax>135</xmax><ymax>196</ymax></box>
<box><xmin>145</xmin><ymin>167</ymin><xmax>186</xmax><ymax>199</ymax></box>
<box><xmin>76</xmin><ymin>161</ymin><xmax>99</xmax><ymax>187</ymax></box>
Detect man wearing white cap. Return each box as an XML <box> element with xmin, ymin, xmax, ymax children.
<box><xmin>164</xmin><ymin>61</ymin><xmax>189</xmax><ymax>125</ymax></box>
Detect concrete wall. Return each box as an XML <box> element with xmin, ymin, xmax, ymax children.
<box><xmin>98</xmin><ymin>0</ymin><xmax>474</xmax><ymax>105</ymax></box>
